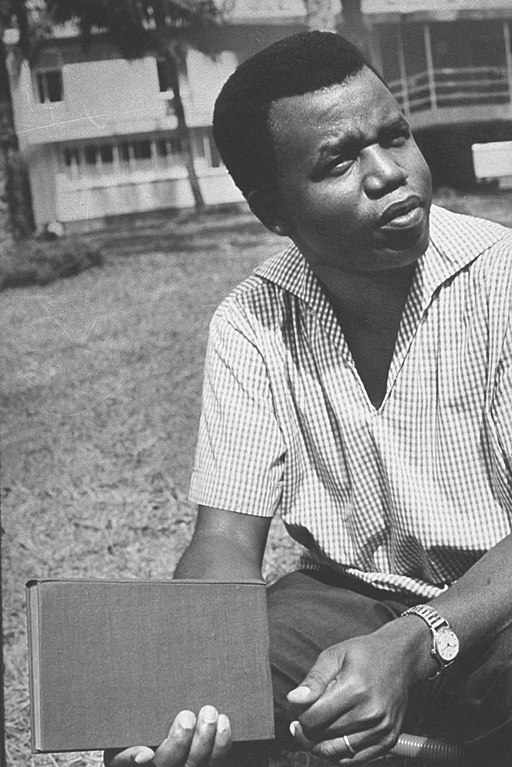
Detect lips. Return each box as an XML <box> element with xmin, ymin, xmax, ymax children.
<box><xmin>379</xmin><ymin>196</ymin><xmax>423</xmax><ymax>228</ymax></box>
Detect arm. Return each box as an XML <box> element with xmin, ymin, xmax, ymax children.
<box><xmin>108</xmin><ymin>302</ymin><xmax>281</xmax><ymax>766</ymax></box>
<box><xmin>288</xmin><ymin>533</ymin><xmax>512</xmax><ymax>765</ymax></box>
<box><xmin>106</xmin><ymin>506</ymin><xmax>271</xmax><ymax>767</ymax></box>
<box><xmin>290</xmin><ymin>302</ymin><xmax>512</xmax><ymax>764</ymax></box>
<box><xmin>174</xmin><ymin>505</ymin><xmax>271</xmax><ymax>581</ymax></box>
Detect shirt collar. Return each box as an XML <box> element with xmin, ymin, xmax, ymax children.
<box><xmin>416</xmin><ymin>204</ymin><xmax>508</xmax><ymax>310</ymax></box>
<box><xmin>254</xmin><ymin>204</ymin><xmax>508</xmax><ymax>313</ymax></box>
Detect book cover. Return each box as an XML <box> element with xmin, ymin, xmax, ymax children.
<box><xmin>26</xmin><ymin>579</ymin><xmax>274</xmax><ymax>752</ymax></box>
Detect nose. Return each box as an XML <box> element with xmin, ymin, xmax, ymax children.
<box><xmin>362</xmin><ymin>145</ymin><xmax>408</xmax><ymax>197</ymax></box>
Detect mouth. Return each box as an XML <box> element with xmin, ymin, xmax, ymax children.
<box><xmin>378</xmin><ymin>196</ymin><xmax>424</xmax><ymax>229</ymax></box>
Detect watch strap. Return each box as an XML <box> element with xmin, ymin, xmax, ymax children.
<box><xmin>400</xmin><ymin>604</ymin><xmax>456</xmax><ymax>677</ymax></box>
<box><xmin>402</xmin><ymin>604</ymin><xmax>449</xmax><ymax>632</ymax></box>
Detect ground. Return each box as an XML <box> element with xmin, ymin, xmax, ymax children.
<box><xmin>2</xmin><ymin>189</ymin><xmax>512</xmax><ymax>767</ymax></box>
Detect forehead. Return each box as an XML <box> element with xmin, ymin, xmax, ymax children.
<box><xmin>268</xmin><ymin>67</ymin><xmax>402</xmax><ymax>167</ymax></box>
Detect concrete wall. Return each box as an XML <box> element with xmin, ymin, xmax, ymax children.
<box><xmin>54</xmin><ymin>167</ymin><xmax>243</xmax><ymax>224</ymax></box>
<box><xmin>11</xmin><ymin>56</ymin><xmax>171</xmax><ymax>147</ymax></box>
<box><xmin>25</xmin><ymin>144</ymin><xmax>59</xmax><ymax>229</ymax></box>
<box><xmin>8</xmin><ymin>42</ymin><xmax>245</xmax><ymax>227</ymax></box>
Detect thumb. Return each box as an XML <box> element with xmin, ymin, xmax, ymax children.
<box><xmin>287</xmin><ymin>651</ymin><xmax>339</xmax><ymax>706</ymax></box>
<box><xmin>104</xmin><ymin>746</ymin><xmax>155</xmax><ymax>767</ymax></box>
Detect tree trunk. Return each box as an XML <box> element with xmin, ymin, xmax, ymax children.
<box><xmin>0</xmin><ymin>143</ymin><xmax>14</xmax><ymax>252</ymax></box>
<box><xmin>0</xmin><ymin>37</ymin><xmax>16</xmax><ymax>251</ymax></box>
<box><xmin>303</xmin><ymin>0</ymin><xmax>338</xmax><ymax>31</ymax></box>
<box><xmin>151</xmin><ymin>0</ymin><xmax>205</xmax><ymax>212</ymax></box>
<box><xmin>158</xmin><ymin>48</ymin><xmax>205</xmax><ymax>210</ymax></box>
<box><xmin>339</xmin><ymin>0</ymin><xmax>370</xmax><ymax>59</ymax></box>
<box><xmin>0</xmin><ymin>35</ymin><xmax>14</xmax><ymax>249</ymax></box>
<box><xmin>0</xmin><ymin>36</ymin><xmax>34</xmax><ymax>247</ymax></box>
<box><xmin>170</xmin><ymin>68</ymin><xmax>205</xmax><ymax>211</ymax></box>
<box><xmin>6</xmin><ymin>148</ymin><xmax>35</xmax><ymax>237</ymax></box>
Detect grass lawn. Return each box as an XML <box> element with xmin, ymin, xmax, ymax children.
<box><xmin>2</xmin><ymin>189</ymin><xmax>512</xmax><ymax>767</ymax></box>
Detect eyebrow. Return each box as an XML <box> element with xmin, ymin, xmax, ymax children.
<box><xmin>312</xmin><ymin>115</ymin><xmax>411</xmax><ymax>173</ymax></box>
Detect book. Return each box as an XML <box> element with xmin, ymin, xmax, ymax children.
<box><xmin>26</xmin><ymin>578</ymin><xmax>274</xmax><ymax>753</ymax></box>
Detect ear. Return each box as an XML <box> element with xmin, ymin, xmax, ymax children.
<box><xmin>246</xmin><ymin>190</ymin><xmax>292</xmax><ymax>237</ymax></box>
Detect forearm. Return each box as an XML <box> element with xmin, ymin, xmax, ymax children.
<box><xmin>376</xmin><ymin>532</ymin><xmax>512</xmax><ymax>684</ymax></box>
<box><xmin>430</xmin><ymin>531</ymin><xmax>512</xmax><ymax>648</ymax></box>
<box><xmin>173</xmin><ymin>533</ymin><xmax>264</xmax><ymax>581</ymax></box>
<box><xmin>173</xmin><ymin>505</ymin><xmax>271</xmax><ymax>582</ymax></box>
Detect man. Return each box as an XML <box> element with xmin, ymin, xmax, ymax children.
<box><xmin>109</xmin><ymin>31</ymin><xmax>512</xmax><ymax>767</ymax></box>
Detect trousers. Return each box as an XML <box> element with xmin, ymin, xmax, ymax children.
<box><xmin>262</xmin><ymin>569</ymin><xmax>512</xmax><ymax>766</ymax></box>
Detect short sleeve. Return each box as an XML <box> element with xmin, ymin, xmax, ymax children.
<box><xmin>189</xmin><ymin>305</ymin><xmax>285</xmax><ymax>516</ymax></box>
<box><xmin>488</xmin><ymin>255</ymin><xmax>512</xmax><ymax>513</ymax></box>
<box><xmin>492</xmin><ymin>321</ymin><xmax>512</xmax><ymax>467</ymax></box>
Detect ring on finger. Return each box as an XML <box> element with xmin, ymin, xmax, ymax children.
<box><xmin>342</xmin><ymin>734</ymin><xmax>357</xmax><ymax>757</ymax></box>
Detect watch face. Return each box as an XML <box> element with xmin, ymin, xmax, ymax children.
<box><xmin>436</xmin><ymin>627</ymin><xmax>460</xmax><ymax>662</ymax></box>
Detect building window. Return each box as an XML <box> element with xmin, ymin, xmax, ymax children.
<box><xmin>35</xmin><ymin>70</ymin><xmax>63</xmax><ymax>103</ymax></box>
<box><xmin>84</xmin><ymin>145</ymin><xmax>97</xmax><ymax>166</ymax></box>
<box><xmin>157</xmin><ymin>59</ymin><xmax>174</xmax><ymax>92</ymax></box>
<box><xmin>132</xmin><ymin>140</ymin><xmax>152</xmax><ymax>161</ymax></box>
<box><xmin>100</xmin><ymin>144</ymin><xmax>114</xmax><ymax>166</ymax></box>
<box><xmin>81</xmin><ymin>144</ymin><xmax>115</xmax><ymax>174</ymax></box>
<box><xmin>60</xmin><ymin>132</ymin><xmax>227</xmax><ymax>181</ymax></box>
<box><xmin>63</xmin><ymin>147</ymin><xmax>80</xmax><ymax>179</ymax></box>
<box><xmin>156</xmin><ymin>136</ymin><xmax>183</xmax><ymax>163</ymax></box>
<box><xmin>60</xmin><ymin>135</ymin><xmax>188</xmax><ymax>180</ymax></box>
<box><xmin>119</xmin><ymin>139</ymin><xmax>153</xmax><ymax>170</ymax></box>
<box><xmin>193</xmin><ymin>127</ymin><xmax>222</xmax><ymax>169</ymax></box>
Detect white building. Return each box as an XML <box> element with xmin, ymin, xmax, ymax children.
<box><xmin>7</xmin><ymin>38</ymin><xmax>245</xmax><ymax>232</ymax></box>
<box><xmin>4</xmin><ymin>0</ymin><xmax>512</xmax><ymax>232</ymax></box>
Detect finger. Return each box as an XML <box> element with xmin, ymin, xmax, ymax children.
<box><xmin>105</xmin><ymin>747</ymin><xmax>156</xmax><ymax>767</ymax></box>
<box><xmin>296</xmin><ymin>678</ymin><xmax>352</xmax><ymax>736</ymax></box>
<box><xmin>290</xmin><ymin>721</ymin><xmax>355</xmax><ymax>761</ymax></box>
<box><xmin>338</xmin><ymin>734</ymin><xmax>398</xmax><ymax>766</ymax></box>
<box><xmin>289</xmin><ymin>721</ymin><xmax>315</xmax><ymax>751</ymax></box>
<box><xmin>290</xmin><ymin>721</ymin><xmax>386</xmax><ymax>764</ymax></box>
<box><xmin>287</xmin><ymin>652</ymin><xmax>341</xmax><ymax>707</ymax></box>
<box><xmin>184</xmin><ymin>705</ymin><xmax>219</xmax><ymax>767</ymax></box>
<box><xmin>305</xmin><ymin>704</ymin><xmax>385</xmax><ymax>741</ymax></box>
<box><xmin>209</xmin><ymin>714</ymin><xmax>232</xmax><ymax>765</ymax></box>
<box><xmin>153</xmin><ymin>710</ymin><xmax>197</xmax><ymax>767</ymax></box>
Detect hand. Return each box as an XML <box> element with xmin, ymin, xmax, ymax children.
<box><xmin>104</xmin><ymin>706</ymin><xmax>232</xmax><ymax>767</ymax></box>
<box><xmin>287</xmin><ymin>626</ymin><xmax>422</xmax><ymax>765</ymax></box>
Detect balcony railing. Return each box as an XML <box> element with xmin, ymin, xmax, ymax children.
<box><xmin>388</xmin><ymin>66</ymin><xmax>512</xmax><ymax>116</ymax></box>
<box><xmin>0</xmin><ymin>102</ymin><xmax>15</xmax><ymax>143</ymax></box>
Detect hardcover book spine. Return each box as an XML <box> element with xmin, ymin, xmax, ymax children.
<box><xmin>26</xmin><ymin>581</ymin><xmax>42</xmax><ymax>751</ymax></box>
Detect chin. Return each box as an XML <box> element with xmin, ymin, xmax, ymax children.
<box><xmin>379</xmin><ymin>220</ymin><xmax>430</xmax><ymax>267</ymax></box>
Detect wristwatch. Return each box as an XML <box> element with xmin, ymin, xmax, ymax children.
<box><xmin>400</xmin><ymin>604</ymin><xmax>460</xmax><ymax>677</ymax></box>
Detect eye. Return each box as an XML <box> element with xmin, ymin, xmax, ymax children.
<box><xmin>325</xmin><ymin>149</ymin><xmax>358</xmax><ymax>177</ymax></box>
<box><xmin>383</xmin><ymin>126</ymin><xmax>411</xmax><ymax>148</ymax></box>
<box><xmin>388</xmin><ymin>135</ymin><xmax>408</xmax><ymax>148</ymax></box>
<box><xmin>328</xmin><ymin>157</ymin><xmax>355</xmax><ymax>175</ymax></box>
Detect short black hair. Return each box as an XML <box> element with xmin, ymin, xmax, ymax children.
<box><xmin>213</xmin><ymin>31</ymin><xmax>371</xmax><ymax>198</ymax></box>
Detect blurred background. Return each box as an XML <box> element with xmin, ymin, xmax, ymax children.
<box><xmin>1</xmin><ymin>2</ymin><xmax>511</xmax><ymax>766</ymax></box>
<box><xmin>1</xmin><ymin>0</ymin><xmax>512</xmax><ymax>240</ymax></box>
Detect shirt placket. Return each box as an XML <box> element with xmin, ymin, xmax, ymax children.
<box><xmin>305</xmin><ymin>273</ymin><xmax>371</xmax><ymax>412</ymax></box>
<box><xmin>381</xmin><ymin>245</ymin><xmax>450</xmax><ymax>410</ymax></box>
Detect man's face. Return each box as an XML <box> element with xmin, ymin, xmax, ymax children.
<box><xmin>268</xmin><ymin>67</ymin><xmax>432</xmax><ymax>273</ymax></box>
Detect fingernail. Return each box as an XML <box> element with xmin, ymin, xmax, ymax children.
<box><xmin>289</xmin><ymin>721</ymin><xmax>298</xmax><ymax>737</ymax></box>
<box><xmin>218</xmin><ymin>714</ymin><xmax>230</xmax><ymax>733</ymax></box>
<box><xmin>134</xmin><ymin>749</ymin><xmax>154</xmax><ymax>764</ymax></box>
<box><xmin>289</xmin><ymin>686</ymin><xmax>311</xmax><ymax>701</ymax></box>
<box><xmin>177</xmin><ymin>710</ymin><xmax>196</xmax><ymax>730</ymax></box>
<box><xmin>201</xmin><ymin>705</ymin><xmax>218</xmax><ymax>724</ymax></box>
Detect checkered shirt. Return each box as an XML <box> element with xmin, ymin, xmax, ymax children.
<box><xmin>189</xmin><ymin>205</ymin><xmax>512</xmax><ymax>600</ymax></box>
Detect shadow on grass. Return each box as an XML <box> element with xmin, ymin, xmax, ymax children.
<box><xmin>0</xmin><ymin>238</ymin><xmax>103</xmax><ymax>291</ymax></box>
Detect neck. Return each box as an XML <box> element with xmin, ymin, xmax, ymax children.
<box><xmin>312</xmin><ymin>262</ymin><xmax>417</xmax><ymax>327</ymax></box>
